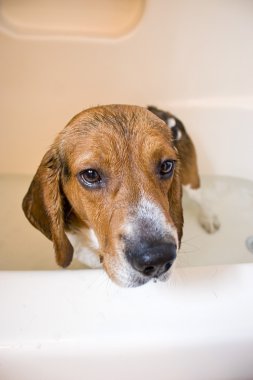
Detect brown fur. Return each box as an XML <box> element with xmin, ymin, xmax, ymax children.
<box><xmin>23</xmin><ymin>105</ymin><xmax>187</xmax><ymax>277</ymax></box>
<box><xmin>175</xmin><ymin>132</ymin><xmax>200</xmax><ymax>189</ymax></box>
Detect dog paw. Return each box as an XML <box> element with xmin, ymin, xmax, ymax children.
<box><xmin>199</xmin><ymin>212</ymin><xmax>220</xmax><ymax>234</ymax></box>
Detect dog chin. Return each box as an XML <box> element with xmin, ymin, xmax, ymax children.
<box><xmin>116</xmin><ymin>269</ymin><xmax>172</xmax><ymax>288</ymax></box>
<box><xmin>156</xmin><ymin>269</ymin><xmax>171</xmax><ymax>283</ymax></box>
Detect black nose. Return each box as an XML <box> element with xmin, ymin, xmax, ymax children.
<box><xmin>125</xmin><ymin>241</ymin><xmax>177</xmax><ymax>277</ymax></box>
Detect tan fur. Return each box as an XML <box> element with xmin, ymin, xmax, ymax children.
<box><xmin>23</xmin><ymin>104</ymin><xmax>184</xmax><ymax>282</ymax></box>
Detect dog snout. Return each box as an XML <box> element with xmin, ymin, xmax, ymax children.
<box><xmin>125</xmin><ymin>241</ymin><xmax>177</xmax><ymax>278</ymax></box>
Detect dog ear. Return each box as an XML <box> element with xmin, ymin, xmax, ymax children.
<box><xmin>168</xmin><ymin>164</ymin><xmax>184</xmax><ymax>246</ymax></box>
<box><xmin>22</xmin><ymin>146</ymin><xmax>73</xmax><ymax>267</ymax></box>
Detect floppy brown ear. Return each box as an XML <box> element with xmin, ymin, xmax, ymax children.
<box><xmin>22</xmin><ymin>147</ymin><xmax>73</xmax><ymax>267</ymax></box>
<box><xmin>168</xmin><ymin>164</ymin><xmax>184</xmax><ymax>246</ymax></box>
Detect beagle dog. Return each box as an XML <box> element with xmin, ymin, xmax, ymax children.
<box><xmin>22</xmin><ymin>105</ymin><xmax>219</xmax><ymax>287</ymax></box>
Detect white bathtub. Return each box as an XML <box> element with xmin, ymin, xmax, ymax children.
<box><xmin>1</xmin><ymin>104</ymin><xmax>253</xmax><ymax>380</ymax></box>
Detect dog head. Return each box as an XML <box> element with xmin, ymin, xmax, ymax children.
<box><xmin>23</xmin><ymin>105</ymin><xmax>183</xmax><ymax>287</ymax></box>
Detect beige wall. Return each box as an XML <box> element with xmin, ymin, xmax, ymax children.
<box><xmin>1</xmin><ymin>0</ymin><xmax>253</xmax><ymax>174</ymax></box>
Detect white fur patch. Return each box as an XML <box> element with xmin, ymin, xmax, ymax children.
<box><xmin>139</xmin><ymin>197</ymin><xmax>177</xmax><ymax>239</ymax></box>
<box><xmin>167</xmin><ymin>117</ymin><xmax>176</xmax><ymax>128</ymax></box>
<box><xmin>66</xmin><ymin>228</ymin><xmax>102</xmax><ymax>268</ymax></box>
<box><xmin>167</xmin><ymin>117</ymin><xmax>182</xmax><ymax>140</ymax></box>
<box><xmin>184</xmin><ymin>185</ymin><xmax>220</xmax><ymax>233</ymax></box>
<box><xmin>125</xmin><ymin>196</ymin><xmax>178</xmax><ymax>248</ymax></box>
<box><xmin>184</xmin><ymin>185</ymin><xmax>202</xmax><ymax>204</ymax></box>
<box><xmin>176</xmin><ymin>129</ymin><xmax>182</xmax><ymax>140</ymax></box>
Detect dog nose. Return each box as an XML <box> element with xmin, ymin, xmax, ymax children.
<box><xmin>126</xmin><ymin>241</ymin><xmax>177</xmax><ymax>277</ymax></box>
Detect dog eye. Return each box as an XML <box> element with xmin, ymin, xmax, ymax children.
<box><xmin>159</xmin><ymin>160</ymin><xmax>174</xmax><ymax>177</ymax></box>
<box><xmin>78</xmin><ymin>169</ymin><xmax>102</xmax><ymax>187</ymax></box>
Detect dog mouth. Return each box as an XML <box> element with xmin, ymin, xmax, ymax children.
<box><xmin>125</xmin><ymin>264</ymin><xmax>173</xmax><ymax>288</ymax></box>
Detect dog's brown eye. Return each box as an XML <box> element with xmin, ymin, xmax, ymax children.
<box><xmin>78</xmin><ymin>169</ymin><xmax>102</xmax><ymax>187</ymax></box>
<box><xmin>159</xmin><ymin>160</ymin><xmax>174</xmax><ymax>177</ymax></box>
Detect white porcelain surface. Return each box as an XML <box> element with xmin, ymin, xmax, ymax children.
<box><xmin>1</xmin><ymin>265</ymin><xmax>253</xmax><ymax>380</ymax></box>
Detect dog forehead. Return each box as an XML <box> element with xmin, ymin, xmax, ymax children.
<box><xmin>65</xmin><ymin>104</ymin><xmax>169</xmax><ymax>136</ymax></box>
<box><xmin>60</xmin><ymin>105</ymin><xmax>174</xmax><ymax>166</ymax></box>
